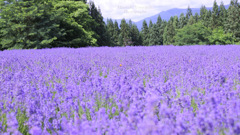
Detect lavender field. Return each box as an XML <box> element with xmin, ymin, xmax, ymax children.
<box><xmin>1</xmin><ymin>46</ymin><xmax>240</xmax><ymax>135</ymax></box>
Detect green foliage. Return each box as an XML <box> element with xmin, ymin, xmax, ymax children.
<box><xmin>106</xmin><ymin>19</ymin><xmax>120</xmax><ymax>46</ymax></box>
<box><xmin>194</xmin><ymin>13</ymin><xmax>200</xmax><ymax>23</ymax></box>
<box><xmin>89</xmin><ymin>1</ymin><xmax>108</xmax><ymax>46</ymax></box>
<box><xmin>149</xmin><ymin>24</ymin><xmax>160</xmax><ymax>45</ymax></box>
<box><xmin>0</xmin><ymin>0</ymin><xmax>239</xmax><ymax>49</ymax></box>
<box><xmin>174</xmin><ymin>22</ymin><xmax>211</xmax><ymax>45</ymax></box>
<box><xmin>200</xmin><ymin>6</ymin><xmax>212</xmax><ymax>28</ymax></box>
<box><xmin>113</xmin><ymin>21</ymin><xmax>120</xmax><ymax>46</ymax></box>
<box><xmin>208</xmin><ymin>27</ymin><xmax>235</xmax><ymax>45</ymax></box>
<box><xmin>219</xmin><ymin>2</ymin><xmax>227</xmax><ymax>28</ymax></box>
<box><xmin>186</xmin><ymin>6</ymin><xmax>192</xmax><ymax>22</ymax></box>
<box><xmin>210</xmin><ymin>0</ymin><xmax>220</xmax><ymax>29</ymax></box>
<box><xmin>141</xmin><ymin>20</ymin><xmax>149</xmax><ymax>45</ymax></box>
<box><xmin>0</xmin><ymin>0</ymin><xmax>98</xmax><ymax>49</ymax></box>
<box><xmin>149</xmin><ymin>16</ymin><xmax>166</xmax><ymax>45</ymax></box>
<box><xmin>53</xmin><ymin>1</ymin><xmax>97</xmax><ymax>47</ymax></box>
<box><xmin>225</xmin><ymin>0</ymin><xmax>240</xmax><ymax>42</ymax></box>
<box><xmin>179</xmin><ymin>13</ymin><xmax>187</xmax><ymax>29</ymax></box>
<box><xmin>163</xmin><ymin>17</ymin><xmax>176</xmax><ymax>45</ymax></box>
<box><xmin>149</xmin><ymin>20</ymin><xmax>153</xmax><ymax>30</ymax></box>
<box><xmin>130</xmin><ymin>24</ymin><xmax>141</xmax><ymax>45</ymax></box>
<box><xmin>17</xmin><ymin>109</ymin><xmax>29</xmax><ymax>135</ymax></box>
<box><xmin>0</xmin><ymin>0</ymin><xmax>62</xmax><ymax>49</ymax></box>
<box><xmin>156</xmin><ymin>16</ymin><xmax>164</xmax><ymax>45</ymax></box>
<box><xmin>191</xmin><ymin>98</ymin><xmax>198</xmax><ymax>113</ymax></box>
<box><xmin>106</xmin><ymin>19</ymin><xmax>115</xmax><ymax>46</ymax></box>
<box><xmin>119</xmin><ymin>19</ymin><xmax>131</xmax><ymax>46</ymax></box>
<box><xmin>188</xmin><ymin>15</ymin><xmax>195</xmax><ymax>25</ymax></box>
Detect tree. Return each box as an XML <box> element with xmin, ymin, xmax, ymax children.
<box><xmin>149</xmin><ymin>20</ymin><xmax>153</xmax><ymax>30</ymax></box>
<box><xmin>174</xmin><ymin>22</ymin><xmax>211</xmax><ymax>45</ymax></box>
<box><xmin>188</xmin><ymin>15</ymin><xmax>195</xmax><ymax>25</ymax></box>
<box><xmin>179</xmin><ymin>13</ymin><xmax>186</xmax><ymax>29</ymax></box>
<box><xmin>210</xmin><ymin>0</ymin><xmax>219</xmax><ymax>29</ymax></box>
<box><xmin>208</xmin><ymin>27</ymin><xmax>235</xmax><ymax>45</ymax></box>
<box><xmin>149</xmin><ymin>24</ymin><xmax>160</xmax><ymax>45</ymax></box>
<box><xmin>200</xmin><ymin>5</ymin><xmax>209</xmax><ymax>27</ymax></box>
<box><xmin>106</xmin><ymin>19</ymin><xmax>115</xmax><ymax>46</ymax></box>
<box><xmin>53</xmin><ymin>1</ymin><xmax>97</xmax><ymax>47</ymax></box>
<box><xmin>225</xmin><ymin>0</ymin><xmax>240</xmax><ymax>42</ymax></box>
<box><xmin>0</xmin><ymin>0</ymin><xmax>97</xmax><ymax>50</ymax></box>
<box><xmin>141</xmin><ymin>20</ymin><xmax>149</xmax><ymax>46</ymax></box>
<box><xmin>186</xmin><ymin>6</ymin><xmax>192</xmax><ymax>22</ymax></box>
<box><xmin>129</xmin><ymin>20</ymin><xmax>133</xmax><ymax>29</ymax></box>
<box><xmin>119</xmin><ymin>19</ymin><xmax>131</xmax><ymax>46</ymax></box>
<box><xmin>89</xmin><ymin>1</ymin><xmax>108</xmax><ymax>46</ymax></box>
<box><xmin>128</xmin><ymin>20</ymin><xmax>141</xmax><ymax>46</ymax></box>
<box><xmin>173</xmin><ymin>16</ymin><xmax>179</xmax><ymax>29</ymax></box>
<box><xmin>194</xmin><ymin>13</ymin><xmax>199</xmax><ymax>23</ymax></box>
<box><xmin>0</xmin><ymin>0</ymin><xmax>64</xmax><ymax>49</ymax></box>
<box><xmin>219</xmin><ymin>1</ymin><xmax>227</xmax><ymax>28</ymax></box>
<box><xmin>113</xmin><ymin>21</ymin><xmax>120</xmax><ymax>46</ymax></box>
<box><xmin>163</xmin><ymin>17</ymin><xmax>176</xmax><ymax>45</ymax></box>
<box><xmin>205</xmin><ymin>10</ymin><xmax>212</xmax><ymax>28</ymax></box>
<box><xmin>148</xmin><ymin>20</ymin><xmax>154</xmax><ymax>45</ymax></box>
<box><xmin>155</xmin><ymin>15</ymin><xmax>164</xmax><ymax>45</ymax></box>
<box><xmin>130</xmin><ymin>24</ymin><xmax>141</xmax><ymax>45</ymax></box>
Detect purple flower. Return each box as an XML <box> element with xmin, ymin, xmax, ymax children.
<box><xmin>29</xmin><ymin>126</ymin><xmax>42</xmax><ymax>135</ymax></box>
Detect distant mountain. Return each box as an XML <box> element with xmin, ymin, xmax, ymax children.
<box><xmin>104</xmin><ymin>5</ymin><xmax>230</xmax><ymax>30</ymax></box>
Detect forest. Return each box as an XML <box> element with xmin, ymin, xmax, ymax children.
<box><xmin>0</xmin><ymin>0</ymin><xmax>240</xmax><ymax>50</ymax></box>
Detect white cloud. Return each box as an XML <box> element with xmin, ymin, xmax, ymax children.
<box><xmin>88</xmin><ymin>0</ymin><xmax>231</xmax><ymax>22</ymax></box>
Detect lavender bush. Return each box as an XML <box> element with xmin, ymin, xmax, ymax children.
<box><xmin>0</xmin><ymin>46</ymin><xmax>240</xmax><ymax>135</ymax></box>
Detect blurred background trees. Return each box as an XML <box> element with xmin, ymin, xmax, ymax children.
<box><xmin>0</xmin><ymin>0</ymin><xmax>240</xmax><ymax>50</ymax></box>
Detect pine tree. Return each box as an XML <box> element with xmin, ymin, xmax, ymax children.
<box><xmin>119</xmin><ymin>19</ymin><xmax>131</xmax><ymax>46</ymax></box>
<box><xmin>210</xmin><ymin>0</ymin><xmax>219</xmax><ymax>29</ymax></box>
<box><xmin>148</xmin><ymin>20</ymin><xmax>153</xmax><ymax>45</ymax></box>
<box><xmin>89</xmin><ymin>1</ymin><xmax>108</xmax><ymax>46</ymax></box>
<box><xmin>149</xmin><ymin>24</ymin><xmax>161</xmax><ymax>45</ymax></box>
<box><xmin>156</xmin><ymin>15</ymin><xmax>164</xmax><ymax>45</ymax></box>
<box><xmin>173</xmin><ymin>16</ymin><xmax>179</xmax><ymax>29</ymax></box>
<box><xmin>225</xmin><ymin>0</ymin><xmax>240</xmax><ymax>42</ymax></box>
<box><xmin>106</xmin><ymin>19</ymin><xmax>115</xmax><ymax>46</ymax></box>
<box><xmin>206</xmin><ymin>10</ymin><xmax>212</xmax><ymax>28</ymax></box>
<box><xmin>194</xmin><ymin>13</ymin><xmax>199</xmax><ymax>23</ymax></box>
<box><xmin>141</xmin><ymin>20</ymin><xmax>149</xmax><ymax>46</ymax></box>
<box><xmin>128</xmin><ymin>20</ymin><xmax>133</xmax><ymax>45</ymax></box>
<box><xmin>200</xmin><ymin>5</ymin><xmax>208</xmax><ymax>27</ymax></box>
<box><xmin>113</xmin><ymin>21</ymin><xmax>120</xmax><ymax>46</ymax></box>
<box><xmin>149</xmin><ymin>20</ymin><xmax>153</xmax><ymax>30</ymax></box>
<box><xmin>129</xmin><ymin>20</ymin><xmax>133</xmax><ymax>29</ymax></box>
<box><xmin>186</xmin><ymin>6</ymin><xmax>193</xmax><ymax>22</ymax></box>
<box><xmin>163</xmin><ymin>17</ymin><xmax>176</xmax><ymax>45</ymax></box>
<box><xmin>130</xmin><ymin>24</ymin><xmax>141</xmax><ymax>45</ymax></box>
<box><xmin>188</xmin><ymin>15</ymin><xmax>195</xmax><ymax>25</ymax></box>
<box><xmin>179</xmin><ymin>13</ymin><xmax>186</xmax><ymax>29</ymax></box>
<box><xmin>219</xmin><ymin>1</ymin><xmax>227</xmax><ymax>28</ymax></box>
<box><xmin>156</xmin><ymin>15</ymin><xmax>163</xmax><ymax>27</ymax></box>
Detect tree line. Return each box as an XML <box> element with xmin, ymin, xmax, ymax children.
<box><xmin>107</xmin><ymin>0</ymin><xmax>240</xmax><ymax>46</ymax></box>
<box><xmin>0</xmin><ymin>0</ymin><xmax>240</xmax><ymax>50</ymax></box>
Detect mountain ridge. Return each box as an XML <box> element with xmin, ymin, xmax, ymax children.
<box><xmin>104</xmin><ymin>4</ymin><xmax>230</xmax><ymax>30</ymax></box>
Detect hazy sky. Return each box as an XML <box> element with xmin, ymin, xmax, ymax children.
<box><xmin>88</xmin><ymin>0</ymin><xmax>231</xmax><ymax>22</ymax></box>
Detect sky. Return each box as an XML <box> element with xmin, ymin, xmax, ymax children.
<box><xmin>88</xmin><ymin>0</ymin><xmax>232</xmax><ymax>22</ymax></box>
